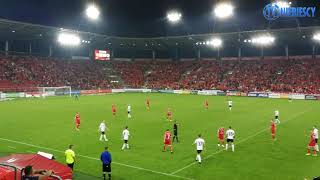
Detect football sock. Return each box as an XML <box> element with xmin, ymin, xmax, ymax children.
<box><xmin>232</xmin><ymin>144</ymin><xmax>235</xmax><ymax>152</ymax></box>
<box><xmin>226</xmin><ymin>144</ymin><xmax>229</xmax><ymax>150</ymax></box>
<box><xmin>122</xmin><ymin>144</ymin><xmax>126</xmax><ymax>150</ymax></box>
<box><xmin>126</xmin><ymin>143</ymin><xmax>129</xmax><ymax>149</ymax></box>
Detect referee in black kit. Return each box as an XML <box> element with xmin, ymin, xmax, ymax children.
<box><xmin>100</xmin><ymin>147</ymin><xmax>112</xmax><ymax>180</ymax></box>
<box><xmin>173</xmin><ymin>121</ymin><xmax>179</xmax><ymax>143</ymax></box>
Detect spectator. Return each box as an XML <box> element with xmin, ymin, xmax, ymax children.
<box><xmin>100</xmin><ymin>146</ymin><xmax>112</xmax><ymax>180</ymax></box>
<box><xmin>22</xmin><ymin>165</ymin><xmax>53</xmax><ymax>180</ymax></box>
<box><xmin>65</xmin><ymin>144</ymin><xmax>76</xmax><ymax>171</ymax></box>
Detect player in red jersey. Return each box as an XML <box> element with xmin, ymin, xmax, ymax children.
<box><xmin>146</xmin><ymin>98</ymin><xmax>150</xmax><ymax>110</ymax></box>
<box><xmin>217</xmin><ymin>127</ymin><xmax>225</xmax><ymax>147</ymax></box>
<box><xmin>167</xmin><ymin>108</ymin><xmax>172</xmax><ymax>121</ymax></box>
<box><xmin>163</xmin><ymin>129</ymin><xmax>173</xmax><ymax>153</ymax></box>
<box><xmin>75</xmin><ymin>112</ymin><xmax>81</xmax><ymax>131</ymax></box>
<box><xmin>204</xmin><ymin>99</ymin><xmax>209</xmax><ymax>110</ymax></box>
<box><xmin>112</xmin><ymin>104</ymin><xmax>117</xmax><ymax>117</ymax></box>
<box><xmin>270</xmin><ymin>120</ymin><xmax>276</xmax><ymax>141</ymax></box>
<box><xmin>306</xmin><ymin>130</ymin><xmax>317</xmax><ymax>156</ymax></box>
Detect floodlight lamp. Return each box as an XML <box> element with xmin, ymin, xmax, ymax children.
<box><xmin>86</xmin><ymin>4</ymin><xmax>100</xmax><ymax>20</ymax></box>
<box><xmin>58</xmin><ymin>33</ymin><xmax>81</xmax><ymax>46</ymax></box>
<box><xmin>251</xmin><ymin>35</ymin><xmax>275</xmax><ymax>46</ymax></box>
<box><xmin>272</xmin><ymin>1</ymin><xmax>291</xmax><ymax>8</ymax></box>
<box><xmin>313</xmin><ymin>33</ymin><xmax>320</xmax><ymax>41</ymax></box>
<box><xmin>167</xmin><ymin>11</ymin><xmax>182</xmax><ymax>23</ymax></box>
<box><xmin>214</xmin><ymin>2</ymin><xmax>234</xmax><ymax>19</ymax></box>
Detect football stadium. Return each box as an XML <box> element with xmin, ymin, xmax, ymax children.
<box><xmin>0</xmin><ymin>0</ymin><xmax>320</xmax><ymax>180</ymax></box>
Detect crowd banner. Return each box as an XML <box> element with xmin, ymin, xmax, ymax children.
<box><xmin>226</xmin><ymin>91</ymin><xmax>241</xmax><ymax>96</ymax></box>
<box><xmin>123</xmin><ymin>89</ymin><xmax>151</xmax><ymax>93</ymax></box>
<box><xmin>291</xmin><ymin>94</ymin><xmax>305</xmax><ymax>100</ymax></box>
<box><xmin>248</xmin><ymin>92</ymin><xmax>258</xmax><ymax>97</ymax></box>
<box><xmin>5</xmin><ymin>92</ymin><xmax>25</xmax><ymax>98</ymax></box>
<box><xmin>99</xmin><ymin>89</ymin><xmax>112</xmax><ymax>93</ymax></box>
<box><xmin>80</xmin><ymin>90</ymin><xmax>99</xmax><ymax>95</ymax></box>
<box><xmin>1</xmin><ymin>89</ymin><xmax>319</xmax><ymax>102</ymax></box>
<box><xmin>280</xmin><ymin>93</ymin><xmax>289</xmax><ymax>99</ymax></box>
<box><xmin>305</xmin><ymin>95</ymin><xmax>317</xmax><ymax>100</ymax></box>
<box><xmin>159</xmin><ymin>90</ymin><xmax>174</xmax><ymax>93</ymax></box>
<box><xmin>248</xmin><ymin>92</ymin><xmax>269</xmax><ymax>98</ymax></box>
<box><xmin>142</xmin><ymin>89</ymin><xmax>152</xmax><ymax>93</ymax></box>
<box><xmin>25</xmin><ymin>92</ymin><xmax>41</xmax><ymax>98</ymax></box>
<box><xmin>190</xmin><ymin>90</ymin><xmax>198</xmax><ymax>95</ymax></box>
<box><xmin>71</xmin><ymin>90</ymin><xmax>81</xmax><ymax>95</ymax></box>
<box><xmin>268</xmin><ymin>93</ymin><xmax>281</xmax><ymax>99</ymax></box>
<box><xmin>198</xmin><ymin>90</ymin><xmax>220</xmax><ymax>96</ymax></box>
<box><xmin>112</xmin><ymin>89</ymin><xmax>125</xmax><ymax>93</ymax></box>
<box><xmin>240</xmin><ymin>92</ymin><xmax>247</xmax><ymax>96</ymax></box>
<box><xmin>173</xmin><ymin>90</ymin><xmax>182</xmax><ymax>94</ymax></box>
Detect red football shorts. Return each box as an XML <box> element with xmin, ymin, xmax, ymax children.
<box><xmin>309</xmin><ymin>141</ymin><xmax>316</xmax><ymax>147</ymax></box>
<box><xmin>164</xmin><ymin>140</ymin><xmax>172</xmax><ymax>145</ymax></box>
<box><xmin>219</xmin><ymin>135</ymin><xmax>224</xmax><ymax>140</ymax></box>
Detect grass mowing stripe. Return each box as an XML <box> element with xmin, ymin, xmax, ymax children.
<box><xmin>170</xmin><ymin>109</ymin><xmax>310</xmax><ymax>175</ymax></box>
<box><xmin>0</xmin><ymin>137</ymin><xmax>193</xmax><ymax>180</ymax></box>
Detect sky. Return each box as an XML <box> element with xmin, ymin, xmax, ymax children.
<box><xmin>0</xmin><ymin>0</ymin><xmax>319</xmax><ymax>37</ymax></box>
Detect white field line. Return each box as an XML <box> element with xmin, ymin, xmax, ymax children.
<box><xmin>171</xmin><ymin>109</ymin><xmax>310</xmax><ymax>175</ymax></box>
<box><xmin>0</xmin><ymin>138</ymin><xmax>193</xmax><ymax>180</ymax></box>
<box><xmin>7</xmin><ymin>146</ymin><xmax>16</xmax><ymax>149</ymax></box>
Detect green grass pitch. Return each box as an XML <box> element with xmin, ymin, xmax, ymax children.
<box><xmin>0</xmin><ymin>93</ymin><xmax>319</xmax><ymax>180</ymax></box>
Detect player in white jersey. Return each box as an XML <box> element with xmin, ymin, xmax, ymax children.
<box><xmin>228</xmin><ymin>100</ymin><xmax>233</xmax><ymax>111</ymax></box>
<box><xmin>226</xmin><ymin>126</ymin><xmax>235</xmax><ymax>152</ymax></box>
<box><xmin>127</xmin><ymin>105</ymin><xmax>132</xmax><ymax>118</ymax></box>
<box><xmin>274</xmin><ymin>110</ymin><xmax>280</xmax><ymax>124</ymax></box>
<box><xmin>122</xmin><ymin>126</ymin><xmax>130</xmax><ymax>150</ymax></box>
<box><xmin>313</xmin><ymin>126</ymin><xmax>319</xmax><ymax>152</ymax></box>
<box><xmin>98</xmin><ymin>120</ymin><xmax>108</xmax><ymax>141</ymax></box>
<box><xmin>194</xmin><ymin>134</ymin><xmax>205</xmax><ymax>164</ymax></box>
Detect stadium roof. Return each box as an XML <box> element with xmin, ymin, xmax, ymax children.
<box><xmin>0</xmin><ymin>18</ymin><xmax>319</xmax><ymax>52</ymax></box>
<box><xmin>2</xmin><ymin>0</ymin><xmax>320</xmax><ymax>38</ymax></box>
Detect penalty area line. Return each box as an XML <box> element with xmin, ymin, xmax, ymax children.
<box><xmin>0</xmin><ymin>137</ymin><xmax>193</xmax><ymax>180</ymax></box>
<box><xmin>171</xmin><ymin>109</ymin><xmax>310</xmax><ymax>175</ymax></box>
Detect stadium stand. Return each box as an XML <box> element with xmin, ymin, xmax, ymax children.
<box><xmin>0</xmin><ymin>55</ymin><xmax>319</xmax><ymax>94</ymax></box>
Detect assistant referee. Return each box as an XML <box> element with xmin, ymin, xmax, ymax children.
<box><xmin>100</xmin><ymin>147</ymin><xmax>112</xmax><ymax>180</ymax></box>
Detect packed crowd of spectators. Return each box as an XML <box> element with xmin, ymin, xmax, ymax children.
<box><xmin>0</xmin><ymin>55</ymin><xmax>119</xmax><ymax>91</ymax></box>
<box><xmin>0</xmin><ymin>55</ymin><xmax>319</xmax><ymax>94</ymax></box>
